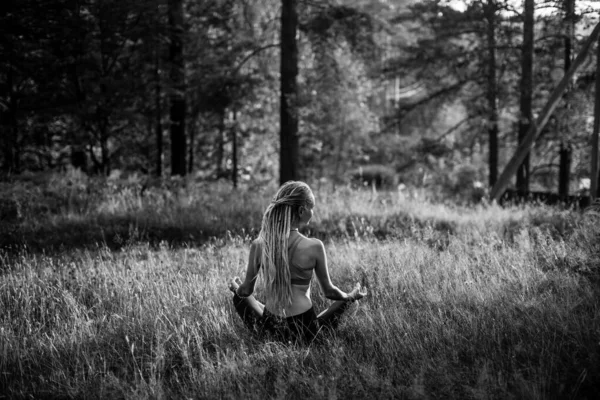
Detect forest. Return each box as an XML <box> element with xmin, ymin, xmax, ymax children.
<box><xmin>2</xmin><ymin>0</ymin><xmax>600</xmax><ymax>399</ymax></box>
<box><xmin>2</xmin><ymin>0</ymin><xmax>600</xmax><ymax>201</ymax></box>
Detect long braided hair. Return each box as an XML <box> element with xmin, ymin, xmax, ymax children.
<box><xmin>257</xmin><ymin>181</ymin><xmax>314</xmax><ymax>315</ymax></box>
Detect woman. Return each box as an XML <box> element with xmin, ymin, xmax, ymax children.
<box><xmin>229</xmin><ymin>181</ymin><xmax>367</xmax><ymax>343</ymax></box>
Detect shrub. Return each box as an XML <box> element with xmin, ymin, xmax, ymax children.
<box><xmin>435</xmin><ymin>163</ymin><xmax>486</xmax><ymax>204</ymax></box>
<box><xmin>348</xmin><ymin>164</ymin><xmax>398</xmax><ymax>189</ymax></box>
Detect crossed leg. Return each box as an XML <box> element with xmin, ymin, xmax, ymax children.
<box><xmin>316</xmin><ymin>300</ymin><xmax>352</xmax><ymax>331</ymax></box>
<box><xmin>229</xmin><ymin>280</ymin><xmax>352</xmax><ymax>335</ymax></box>
<box><xmin>231</xmin><ymin>293</ymin><xmax>265</xmax><ymax>330</ymax></box>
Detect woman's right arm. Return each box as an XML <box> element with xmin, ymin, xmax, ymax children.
<box><xmin>313</xmin><ymin>239</ymin><xmax>364</xmax><ymax>301</ymax></box>
<box><xmin>235</xmin><ymin>240</ymin><xmax>260</xmax><ymax>297</ymax></box>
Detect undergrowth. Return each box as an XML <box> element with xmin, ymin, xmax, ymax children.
<box><xmin>0</xmin><ymin>170</ymin><xmax>588</xmax><ymax>253</ymax></box>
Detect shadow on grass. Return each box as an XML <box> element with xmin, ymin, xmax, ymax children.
<box><xmin>0</xmin><ymin>211</ymin><xmax>462</xmax><ymax>256</ymax></box>
<box><xmin>0</xmin><ymin>207</ymin><xmax>583</xmax><ymax>258</ymax></box>
<box><xmin>0</xmin><ymin>216</ymin><xmax>254</xmax><ymax>254</ymax></box>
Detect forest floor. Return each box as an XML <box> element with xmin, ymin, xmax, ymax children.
<box><xmin>1</xmin><ymin>171</ymin><xmax>599</xmax><ymax>399</ymax></box>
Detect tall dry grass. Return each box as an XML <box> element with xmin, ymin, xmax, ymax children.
<box><xmin>1</xmin><ymin>175</ymin><xmax>599</xmax><ymax>398</ymax></box>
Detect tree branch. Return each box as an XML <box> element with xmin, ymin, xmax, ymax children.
<box><xmin>233</xmin><ymin>43</ymin><xmax>280</xmax><ymax>75</ymax></box>
<box><xmin>396</xmin><ymin>80</ymin><xmax>467</xmax><ymax>117</ymax></box>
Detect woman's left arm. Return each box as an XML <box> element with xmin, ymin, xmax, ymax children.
<box><xmin>235</xmin><ymin>240</ymin><xmax>260</xmax><ymax>297</ymax></box>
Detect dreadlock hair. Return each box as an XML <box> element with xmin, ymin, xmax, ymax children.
<box><xmin>257</xmin><ymin>181</ymin><xmax>315</xmax><ymax>316</ymax></box>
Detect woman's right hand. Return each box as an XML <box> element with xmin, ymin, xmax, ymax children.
<box><xmin>229</xmin><ymin>276</ymin><xmax>243</xmax><ymax>293</ymax></box>
<box><xmin>349</xmin><ymin>282</ymin><xmax>367</xmax><ymax>301</ymax></box>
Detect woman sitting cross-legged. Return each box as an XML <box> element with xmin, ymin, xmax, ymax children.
<box><xmin>229</xmin><ymin>180</ymin><xmax>367</xmax><ymax>343</ymax></box>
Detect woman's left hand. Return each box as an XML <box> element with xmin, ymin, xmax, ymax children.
<box><xmin>349</xmin><ymin>282</ymin><xmax>368</xmax><ymax>301</ymax></box>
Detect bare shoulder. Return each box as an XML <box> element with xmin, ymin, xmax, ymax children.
<box><xmin>304</xmin><ymin>237</ymin><xmax>325</xmax><ymax>255</ymax></box>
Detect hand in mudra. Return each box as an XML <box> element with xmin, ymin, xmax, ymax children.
<box><xmin>229</xmin><ymin>276</ymin><xmax>242</xmax><ymax>293</ymax></box>
<box><xmin>349</xmin><ymin>282</ymin><xmax>367</xmax><ymax>301</ymax></box>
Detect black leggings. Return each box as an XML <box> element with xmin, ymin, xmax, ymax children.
<box><xmin>232</xmin><ymin>294</ymin><xmax>351</xmax><ymax>343</ymax></box>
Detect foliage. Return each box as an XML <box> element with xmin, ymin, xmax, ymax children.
<box><xmin>385</xmin><ymin>0</ymin><xmax>599</xmax><ymax>193</ymax></box>
<box><xmin>348</xmin><ymin>164</ymin><xmax>398</xmax><ymax>189</ymax></box>
<box><xmin>297</xmin><ymin>3</ymin><xmax>381</xmax><ymax>182</ymax></box>
<box><xmin>2</xmin><ymin>0</ymin><xmax>600</xmax><ymax>196</ymax></box>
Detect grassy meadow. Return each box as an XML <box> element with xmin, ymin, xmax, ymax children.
<box><xmin>1</xmin><ymin>171</ymin><xmax>600</xmax><ymax>399</ymax></box>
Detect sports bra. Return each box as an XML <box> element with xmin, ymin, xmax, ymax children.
<box><xmin>288</xmin><ymin>234</ymin><xmax>313</xmax><ymax>285</ymax></box>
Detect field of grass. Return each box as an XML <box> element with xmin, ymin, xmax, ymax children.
<box><xmin>1</xmin><ymin>172</ymin><xmax>599</xmax><ymax>399</ymax></box>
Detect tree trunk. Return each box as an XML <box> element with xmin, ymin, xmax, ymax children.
<box><xmin>88</xmin><ymin>144</ymin><xmax>101</xmax><ymax>174</ymax></box>
<box><xmin>216</xmin><ymin>108</ymin><xmax>226</xmax><ymax>178</ymax></box>
<box><xmin>0</xmin><ymin>111</ymin><xmax>10</xmax><ymax>172</ymax></box>
<box><xmin>279</xmin><ymin>0</ymin><xmax>299</xmax><ymax>185</ymax></box>
<box><xmin>558</xmin><ymin>143</ymin><xmax>571</xmax><ymax>199</ymax></box>
<box><xmin>559</xmin><ymin>0</ymin><xmax>575</xmax><ymax>198</ymax></box>
<box><xmin>3</xmin><ymin>50</ymin><xmax>19</xmax><ymax>174</ymax></box>
<box><xmin>558</xmin><ymin>144</ymin><xmax>572</xmax><ymax>199</ymax></box>
<box><xmin>155</xmin><ymin>42</ymin><xmax>162</xmax><ymax>178</ymax></box>
<box><xmin>231</xmin><ymin>110</ymin><xmax>238</xmax><ymax>188</ymax></box>
<box><xmin>100</xmin><ymin>120</ymin><xmax>110</xmax><ymax>176</ymax></box>
<box><xmin>5</xmin><ymin>107</ymin><xmax>18</xmax><ymax>174</ymax></box>
<box><xmin>9</xmin><ymin>105</ymin><xmax>19</xmax><ymax>174</ymax></box>
<box><xmin>485</xmin><ymin>0</ymin><xmax>499</xmax><ymax>188</ymax></box>
<box><xmin>591</xmin><ymin>35</ymin><xmax>600</xmax><ymax>199</ymax></box>
<box><xmin>168</xmin><ymin>0</ymin><xmax>186</xmax><ymax>176</ymax></box>
<box><xmin>188</xmin><ymin>117</ymin><xmax>194</xmax><ymax>174</ymax></box>
<box><xmin>516</xmin><ymin>0</ymin><xmax>534</xmax><ymax>193</ymax></box>
<box><xmin>334</xmin><ymin>113</ymin><xmax>347</xmax><ymax>183</ymax></box>
<box><xmin>491</xmin><ymin>21</ymin><xmax>600</xmax><ymax>201</ymax></box>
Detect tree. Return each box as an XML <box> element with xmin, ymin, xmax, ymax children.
<box><xmin>558</xmin><ymin>0</ymin><xmax>575</xmax><ymax>199</ymax></box>
<box><xmin>0</xmin><ymin>0</ymin><xmax>74</xmax><ymax>173</ymax></box>
<box><xmin>491</xmin><ymin>21</ymin><xmax>600</xmax><ymax>201</ymax></box>
<box><xmin>280</xmin><ymin>0</ymin><xmax>299</xmax><ymax>184</ymax></box>
<box><xmin>58</xmin><ymin>0</ymin><xmax>162</xmax><ymax>175</ymax></box>
<box><xmin>1</xmin><ymin>37</ymin><xmax>18</xmax><ymax>173</ymax></box>
<box><xmin>153</xmin><ymin>1</ymin><xmax>165</xmax><ymax>178</ymax></box>
<box><xmin>184</xmin><ymin>0</ymin><xmax>273</xmax><ymax>182</ymax></box>
<box><xmin>168</xmin><ymin>0</ymin><xmax>186</xmax><ymax>176</ymax></box>
<box><xmin>299</xmin><ymin>3</ymin><xmax>380</xmax><ymax>183</ymax></box>
<box><xmin>383</xmin><ymin>0</ymin><xmax>523</xmax><ymax>192</ymax></box>
<box><xmin>485</xmin><ymin>0</ymin><xmax>499</xmax><ymax>187</ymax></box>
<box><xmin>592</xmin><ymin>35</ymin><xmax>600</xmax><ymax>199</ymax></box>
<box><xmin>155</xmin><ymin>43</ymin><xmax>164</xmax><ymax>178</ymax></box>
<box><xmin>516</xmin><ymin>0</ymin><xmax>534</xmax><ymax>193</ymax></box>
